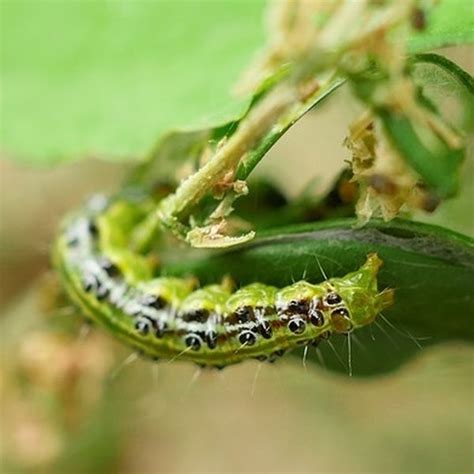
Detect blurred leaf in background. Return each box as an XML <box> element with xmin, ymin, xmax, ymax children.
<box><xmin>408</xmin><ymin>0</ymin><xmax>474</xmax><ymax>51</ymax></box>
<box><xmin>1</xmin><ymin>0</ymin><xmax>265</xmax><ymax>163</ymax></box>
<box><xmin>2</xmin><ymin>0</ymin><xmax>473</xmax><ymax>165</ymax></box>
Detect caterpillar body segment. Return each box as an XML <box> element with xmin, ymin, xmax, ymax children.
<box><xmin>54</xmin><ymin>194</ymin><xmax>393</xmax><ymax>367</ymax></box>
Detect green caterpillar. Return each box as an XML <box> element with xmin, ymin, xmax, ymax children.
<box><xmin>53</xmin><ymin>193</ymin><xmax>393</xmax><ymax>368</ymax></box>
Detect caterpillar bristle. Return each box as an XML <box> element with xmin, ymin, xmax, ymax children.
<box><xmin>53</xmin><ymin>194</ymin><xmax>393</xmax><ymax>368</ymax></box>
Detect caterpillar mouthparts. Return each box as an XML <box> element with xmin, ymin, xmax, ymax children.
<box><xmin>53</xmin><ymin>194</ymin><xmax>393</xmax><ymax>368</ymax></box>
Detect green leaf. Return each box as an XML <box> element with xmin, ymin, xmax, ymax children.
<box><xmin>408</xmin><ymin>0</ymin><xmax>474</xmax><ymax>52</ymax></box>
<box><xmin>163</xmin><ymin>218</ymin><xmax>474</xmax><ymax>376</ymax></box>
<box><xmin>1</xmin><ymin>0</ymin><xmax>265</xmax><ymax>164</ymax></box>
<box><xmin>4</xmin><ymin>0</ymin><xmax>472</xmax><ymax>165</ymax></box>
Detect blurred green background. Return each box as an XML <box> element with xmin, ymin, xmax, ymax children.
<box><xmin>1</xmin><ymin>1</ymin><xmax>473</xmax><ymax>473</ymax></box>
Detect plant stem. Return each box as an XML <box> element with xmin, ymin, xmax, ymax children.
<box><xmin>158</xmin><ymin>83</ymin><xmax>300</xmax><ymax>221</ymax></box>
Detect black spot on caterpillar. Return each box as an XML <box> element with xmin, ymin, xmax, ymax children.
<box><xmin>53</xmin><ymin>194</ymin><xmax>394</xmax><ymax>368</ymax></box>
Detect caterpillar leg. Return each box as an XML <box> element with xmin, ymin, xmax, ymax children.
<box><xmin>54</xmin><ymin>195</ymin><xmax>393</xmax><ymax>368</ymax></box>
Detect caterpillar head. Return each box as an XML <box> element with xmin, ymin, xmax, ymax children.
<box><xmin>328</xmin><ymin>253</ymin><xmax>394</xmax><ymax>333</ymax></box>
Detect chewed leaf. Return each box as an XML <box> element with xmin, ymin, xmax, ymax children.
<box><xmin>186</xmin><ymin>226</ymin><xmax>256</xmax><ymax>249</ymax></box>
<box><xmin>134</xmin><ymin>75</ymin><xmax>344</xmax><ymax>248</ymax></box>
